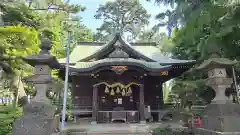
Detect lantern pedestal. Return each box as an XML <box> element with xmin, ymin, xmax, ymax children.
<box><xmin>12</xmin><ymin>102</ymin><xmax>55</xmax><ymax>135</ymax></box>
<box><xmin>195</xmin><ymin>104</ymin><xmax>240</xmax><ymax>135</ymax></box>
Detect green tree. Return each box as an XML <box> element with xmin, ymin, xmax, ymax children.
<box><xmin>148</xmin><ymin>0</ymin><xmax>235</xmax><ymax>107</ymax></box>
<box><xmin>138</xmin><ymin>30</ymin><xmax>174</xmax><ymax>55</ymax></box>
<box><xmin>0</xmin><ymin>0</ymin><xmax>93</xmax><ymax>107</ymax></box>
<box><xmin>94</xmin><ymin>0</ymin><xmax>151</xmax><ymax>41</ymax></box>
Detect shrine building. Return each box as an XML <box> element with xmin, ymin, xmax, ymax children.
<box><xmin>57</xmin><ymin>33</ymin><xmax>195</xmax><ymax>124</ymax></box>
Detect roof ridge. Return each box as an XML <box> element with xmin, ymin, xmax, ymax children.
<box><xmin>77</xmin><ymin>42</ymin><xmax>157</xmax><ymax>46</ymax></box>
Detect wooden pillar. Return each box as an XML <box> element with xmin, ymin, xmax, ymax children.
<box><xmin>72</xmin><ymin>75</ymin><xmax>77</xmax><ymax>123</ymax></box>
<box><xmin>91</xmin><ymin>85</ymin><xmax>98</xmax><ymax>124</ymax></box>
<box><xmin>139</xmin><ymin>84</ymin><xmax>146</xmax><ymax>124</ymax></box>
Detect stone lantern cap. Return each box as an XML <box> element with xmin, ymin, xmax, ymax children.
<box><xmin>22</xmin><ymin>39</ymin><xmax>60</xmax><ymax>69</ymax></box>
<box><xmin>196</xmin><ymin>57</ymin><xmax>237</xmax><ymax>71</ymax></box>
<box><xmin>197</xmin><ymin>43</ymin><xmax>237</xmax><ymax>71</ymax></box>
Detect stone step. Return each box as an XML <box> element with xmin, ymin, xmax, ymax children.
<box><xmin>69</xmin><ymin>132</ymin><xmax>151</xmax><ymax>135</ymax></box>
<box><xmin>53</xmin><ymin>132</ymin><xmax>151</xmax><ymax>135</ymax></box>
<box><xmin>66</xmin><ymin>129</ymin><xmax>151</xmax><ymax>135</ymax></box>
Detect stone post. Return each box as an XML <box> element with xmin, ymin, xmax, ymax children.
<box><xmin>196</xmin><ymin>53</ymin><xmax>240</xmax><ymax>135</ymax></box>
<box><xmin>12</xmin><ymin>39</ymin><xmax>60</xmax><ymax>135</ymax></box>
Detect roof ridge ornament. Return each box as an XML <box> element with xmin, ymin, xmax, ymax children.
<box><xmin>114</xmin><ymin>41</ymin><xmax>122</xmax><ymax>47</ymax></box>
<box><xmin>109</xmin><ymin>41</ymin><xmax>129</xmax><ymax>58</ymax></box>
<box><xmin>108</xmin><ymin>48</ymin><xmax>129</xmax><ymax>58</ymax></box>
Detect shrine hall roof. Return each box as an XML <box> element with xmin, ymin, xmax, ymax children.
<box><xmin>58</xmin><ymin>33</ymin><xmax>195</xmax><ymax>65</ymax></box>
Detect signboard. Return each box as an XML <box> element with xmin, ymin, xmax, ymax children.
<box><xmin>111</xmin><ymin>66</ymin><xmax>128</xmax><ymax>75</ymax></box>
<box><xmin>111</xmin><ymin>66</ymin><xmax>128</xmax><ymax>70</ymax></box>
<box><xmin>160</xmin><ymin>71</ymin><xmax>168</xmax><ymax>76</ymax></box>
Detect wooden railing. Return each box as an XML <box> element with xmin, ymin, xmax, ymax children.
<box><xmin>97</xmin><ymin>111</ymin><xmax>139</xmax><ymax>123</ymax></box>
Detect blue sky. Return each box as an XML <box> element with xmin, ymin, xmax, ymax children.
<box><xmin>70</xmin><ymin>0</ymin><xmax>168</xmax><ymax>33</ymax></box>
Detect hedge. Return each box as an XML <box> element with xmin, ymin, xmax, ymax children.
<box><xmin>0</xmin><ymin>105</ymin><xmax>22</xmax><ymax>135</ymax></box>
<box><xmin>152</xmin><ymin>127</ymin><xmax>194</xmax><ymax>135</ymax></box>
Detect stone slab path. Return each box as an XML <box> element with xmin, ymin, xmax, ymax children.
<box><xmin>59</xmin><ymin>122</ymin><xmax>185</xmax><ymax>135</ymax></box>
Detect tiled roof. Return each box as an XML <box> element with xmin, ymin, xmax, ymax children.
<box><xmin>70</xmin><ymin>58</ymin><xmax>170</xmax><ymax>69</ymax></box>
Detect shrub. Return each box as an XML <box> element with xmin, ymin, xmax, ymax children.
<box><xmin>0</xmin><ymin>105</ymin><xmax>22</xmax><ymax>135</ymax></box>
<box><xmin>152</xmin><ymin>127</ymin><xmax>194</xmax><ymax>135</ymax></box>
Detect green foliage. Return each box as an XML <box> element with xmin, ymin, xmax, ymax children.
<box><xmin>0</xmin><ymin>0</ymin><xmax>93</xmax><ymax>121</ymax></box>
<box><xmin>0</xmin><ymin>105</ymin><xmax>22</xmax><ymax>135</ymax></box>
<box><xmin>163</xmin><ymin>82</ymin><xmax>171</xmax><ymax>102</ymax></box>
<box><xmin>152</xmin><ymin>0</ymin><xmax>240</xmax><ymax>60</ymax></box>
<box><xmin>0</xmin><ymin>2</ymin><xmax>42</xmax><ymax>28</ymax></box>
<box><xmin>0</xmin><ymin>26</ymin><xmax>40</xmax><ymax>104</ymax></box>
<box><xmin>27</xmin><ymin>0</ymin><xmax>86</xmax><ymax>14</ymax></box>
<box><xmin>149</xmin><ymin>0</ymin><xmax>240</xmax><ymax>107</ymax></box>
<box><xmin>152</xmin><ymin>127</ymin><xmax>193</xmax><ymax>135</ymax></box>
<box><xmin>0</xmin><ymin>26</ymin><xmax>39</xmax><ymax>72</ymax></box>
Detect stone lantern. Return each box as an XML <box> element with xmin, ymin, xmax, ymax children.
<box><xmin>12</xmin><ymin>39</ymin><xmax>60</xmax><ymax>135</ymax></box>
<box><xmin>195</xmin><ymin>47</ymin><xmax>240</xmax><ymax>135</ymax></box>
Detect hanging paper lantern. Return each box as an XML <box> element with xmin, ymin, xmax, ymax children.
<box><xmin>116</xmin><ymin>87</ymin><xmax>120</xmax><ymax>93</ymax></box>
<box><xmin>127</xmin><ymin>87</ymin><xmax>132</xmax><ymax>95</ymax></box>
<box><xmin>104</xmin><ymin>86</ymin><xmax>110</xmax><ymax>93</ymax></box>
<box><xmin>110</xmin><ymin>88</ymin><xmax>115</xmax><ymax>96</ymax></box>
<box><xmin>122</xmin><ymin>88</ymin><xmax>126</xmax><ymax>96</ymax></box>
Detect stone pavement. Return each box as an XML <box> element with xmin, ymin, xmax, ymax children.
<box><xmin>57</xmin><ymin>122</ymin><xmax>185</xmax><ymax>135</ymax></box>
